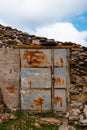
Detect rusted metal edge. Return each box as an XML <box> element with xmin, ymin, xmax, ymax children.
<box><xmin>54</xmin><ymin>66</ymin><xmax>67</xmax><ymax>68</ymax></box>
<box><xmin>21</xmin><ymin>88</ymin><xmax>51</xmax><ymax>90</ymax></box>
<box><xmin>21</xmin><ymin>109</ymin><xmax>52</xmax><ymax>112</ymax></box>
<box><xmin>66</xmin><ymin>49</ymin><xmax>70</xmax><ymax>110</ymax></box>
<box><xmin>21</xmin><ymin>87</ymin><xmax>67</xmax><ymax>91</ymax></box>
<box><xmin>21</xmin><ymin>66</ymin><xmax>51</xmax><ymax>68</ymax></box>
<box><xmin>54</xmin><ymin>87</ymin><xmax>66</xmax><ymax>91</ymax></box>
<box><xmin>19</xmin><ymin>49</ymin><xmax>22</xmax><ymax>110</ymax></box>
<box><xmin>13</xmin><ymin>45</ymin><xmax>77</xmax><ymax>49</ymax></box>
<box><xmin>51</xmin><ymin>49</ymin><xmax>54</xmax><ymax>112</ymax></box>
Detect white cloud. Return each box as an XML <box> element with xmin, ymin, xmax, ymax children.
<box><xmin>0</xmin><ymin>0</ymin><xmax>87</xmax><ymax>24</ymax></box>
<box><xmin>0</xmin><ymin>0</ymin><xmax>87</xmax><ymax>47</ymax></box>
<box><xmin>34</xmin><ymin>22</ymin><xmax>87</xmax><ymax>47</ymax></box>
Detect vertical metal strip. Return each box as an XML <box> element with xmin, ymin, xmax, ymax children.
<box><xmin>19</xmin><ymin>49</ymin><xmax>22</xmax><ymax>110</ymax></box>
<box><xmin>50</xmin><ymin>65</ymin><xmax>53</xmax><ymax>112</ymax></box>
<box><xmin>64</xmin><ymin>49</ymin><xmax>67</xmax><ymax>111</ymax></box>
<box><xmin>51</xmin><ymin>49</ymin><xmax>54</xmax><ymax>112</ymax></box>
<box><xmin>66</xmin><ymin>49</ymin><xmax>70</xmax><ymax>110</ymax></box>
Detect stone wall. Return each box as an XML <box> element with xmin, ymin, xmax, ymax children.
<box><xmin>0</xmin><ymin>49</ymin><xmax>20</xmax><ymax>110</ymax></box>
<box><xmin>68</xmin><ymin>47</ymin><xmax>87</xmax><ymax>122</ymax></box>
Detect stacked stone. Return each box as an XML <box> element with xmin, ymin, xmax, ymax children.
<box><xmin>79</xmin><ymin>101</ymin><xmax>87</xmax><ymax>126</ymax></box>
<box><xmin>0</xmin><ymin>88</ymin><xmax>6</xmax><ymax>113</ymax></box>
<box><xmin>0</xmin><ymin>24</ymin><xmax>78</xmax><ymax>48</ymax></box>
<box><xmin>0</xmin><ymin>24</ymin><xmax>32</xmax><ymax>48</ymax></box>
<box><xmin>0</xmin><ymin>24</ymin><xmax>48</xmax><ymax>48</ymax></box>
<box><xmin>68</xmin><ymin>47</ymin><xmax>87</xmax><ymax>125</ymax></box>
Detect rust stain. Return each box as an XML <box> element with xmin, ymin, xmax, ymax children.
<box><xmin>61</xmin><ymin>79</ymin><xmax>64</xmax><ymax>86</ymax></box>
<box><xmin>23</xmin><ymin>50</ymin><xmax>49</xmax><ymax>66</ymax></box>
<box><xmin>28</xmin><ymin>80</ymin><xmax>32</xmax><ymax>88</ymax></box>
<box><xmin>54</xmin><ymin>96</ymin><xmax>63</xmax><ymax>107</ymax></box>
<box><xmin>55</xmin><ymin>77</ymin><xmax>61</xmax><ymax>85</ymax></box>
<box><xmin>56</xmin><ymin>61</ymin><xmax>59</xmax><ymax>66</ymax></box>
<box><xmin>44</xmin><ymin>77</ymin><xmax>48</xmax><ymax>80</ymax></box>
<box><xmin>55</xmin><ymin>77</ymin><xmax>64</xmax><ymax>86</ymax></box>
<box><xmin>6</xmin><ymin>86</ymin><xmax>15</xmax><ymax>93</ymax></box>
<box><xmin>55</xmin><ymin>57</ymin><xmax>64</xmax><ymax>67</ymax></box>
<box><xmin>33</xmin><ymin>96</ymin><xmax>45</xmax><ymax>111</ymax></box>
<box><xmin>60</xmin><ymin>57</ymin><xmax>63</xmax><ymax>66</ymax></box>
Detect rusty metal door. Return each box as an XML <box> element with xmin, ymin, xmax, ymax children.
<box><xmin>20</xmin><ymin>49</ymin><xmax>67</xmax><ymax>112</ymax></box>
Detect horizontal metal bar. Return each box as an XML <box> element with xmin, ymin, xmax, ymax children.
<box><xmin>21</xmin><ymin>88</ymin><xmax>51</xmax><ymax>90</ymax></box>
<box><xmin>14</xmin><ymin>45</ymin><xmax>74</xmax><ymax>49</ymax></box>
<box><xmin>21</xmin><ymin>109</ymin><xmax>52</xmax><ymax>112</ymax></box>
<box><xmin>21</xmin><ymin>66</ymin><xmax>51</xmax><ymax>68</ymax></box>
<box><xmin>54</xmin><ymin>66</ymin><xmax>67</xmax><ymax>68</ymax></box>
<box><xmin>21</xmin><ymin>88</ymin><xmax>67</xmax><ymax>90</ymax></box>
<box><xmin>54</xmin><ymin>88</ymin><xmax>67</xmax><ymax>90</ymax></box>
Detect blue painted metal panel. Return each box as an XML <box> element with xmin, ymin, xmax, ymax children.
<box><xmin>54</xmin><ymin>49</ymin><xmax>66</xmax><ymax>67</ymax></box>
<box><xmin>21</xmin><ymin>68</ymin><xmax>51</xmax><ymax>89</ymax></box>
<box><xmin>20</xmin><ymin>49</ymin><xmax>67</xmax><ymax>112</ymax></box>
<box><xmin>54</xmin><ymin>89</ymin><xmax>66</xmax><ymax>111</ymax></box>
<box><xmin>20</xmin><ymin>49</ymin><xmax>51</xmax><ymax>67</ymax></box>
<box><xmin>54</xmin><ymin>68</ymin><xmax>66</xmax><ymax>88</ymax></box>
<box><xmin>21</xmin><ymin>89</ymin><xmax>51</xmax><ymax>111</ymax></box>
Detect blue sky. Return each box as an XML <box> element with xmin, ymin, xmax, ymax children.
<box><xmin>0</xmin><ymin>0</ymin><xmax>87</xmax><ymax>46</ymax></box>
<box><xmin>71</xmin><ymin>12</ymin><xmax>87</xmax><ymax>31</ymax></box>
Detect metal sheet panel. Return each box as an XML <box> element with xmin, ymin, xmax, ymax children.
<box><xmin>21</xmin><ymin>89</ymin><xmax>51</xmax><ymax>111</ymax></box>
<box><xmin>20</xmin><ymin>48</ymin><xmax>67</xmax><ymax>112</ymax></box>
<box><xmin>54</xmin><ymin>49</ymin><xmax>66</xmax><ymax>67</ymax></box>
<box><xmin>21</xmin><ymin>68</ymin><xmax>51</xmax><ymax>89</ymax></box>
<box><xmin>20</xmin><ymin>49</ymin><xmax>51</xmax><ymax>67</ymax></box>
<box><xmin>54</xmin><ymin>68</ymin><xmax>66</xmax><ymax>88</ymax></box>
<box><xmin>54</xmin><ymin>89</ymin><xmax>66</xmax><ymax>111</ymax></box>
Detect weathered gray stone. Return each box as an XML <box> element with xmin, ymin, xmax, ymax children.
<box><xmin>79</xmin><ymin>117</ymin><xmax>87</xmax><ymax>126</ymax></box>
<box><xmin>0</xmin><ymin>49</ymin><xmax>20</xmax><ymax>110</ymax></box>
<box><xmin>70</xmin><ymin>101</ymin><xmax>83</xmax><ymax>110</ymax></box>
<box><xmin>83</xmin><ymin>105</ymin><xmax>87</xmax><ymax>118</ymax></box>
<box><xmin>36</xmin><ymin>117</ymin><xmax>61</xmax><ymax>125</ymax></box>
<box><xmin>59</xmin><ymin>119</ymin><xmax>76</xmax><ymax>130</ymax></box>
<box><xmin>0</xmin><ymin>113</ymin><xmax>16</xmax><ymax>123</ymax></box>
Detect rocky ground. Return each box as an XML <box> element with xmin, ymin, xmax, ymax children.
<box><xmin>0</xmin><ymin>111</ymin><xmax>87</xmax><ymax>130</ymax></box>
